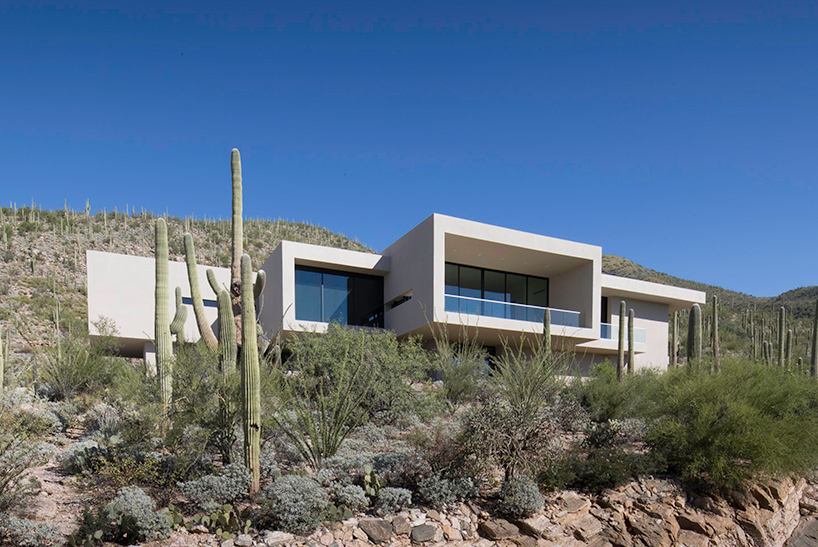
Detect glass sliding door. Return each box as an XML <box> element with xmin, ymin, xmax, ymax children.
<box><xmin>294</xmin><ymin>266</ymin><xmax>384</xmax><ymax>327</ymax></box>
<box><xmin>295</xmin><ymin>269</ymin><xmax>322</xmax><ymax>321</ymax></box>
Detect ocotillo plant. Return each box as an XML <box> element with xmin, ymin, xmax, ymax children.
<box><xmin>154</xmin><ymin>218</ymin><xmax>173</xmax><ymax>406</ymax></box>
<box><xmin>811</xmin><ymin>299</ymin><xmax>818</xmax><ymax>378</ymax></box>
<box><xmin>240</xmin><ymin>254</ymin><xmax>261</xmax><ymax>494</ymax></box>
<box><xmin>712</xmin><ymin>294</ymin><xmax>720</xmax><ymax>373</ymax></box>
<box><xmin>617</xmin><ymin>301</ymin><xmax>626</xmax><ymax>382</ymax></box>
<box><xmin>778</xmin><ymin>307</ymin><xmax>786</xmax><ymax>366</ymax></box>
<box><xmin>627</xmin><ymin>309</ymin><xmax>635</xmax><ymax>374</ymax></box>
<box><xmin>687</xmin><ymin>303</ymin><xmax>702</xmax><ymax>366</ymax></box>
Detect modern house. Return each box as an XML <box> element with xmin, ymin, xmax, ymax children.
<box><xmin>87</xmin><ymin>214</ymin><xmax>705</xmax><ymax>371</ymax></box>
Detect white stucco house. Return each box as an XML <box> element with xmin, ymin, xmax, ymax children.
<box><xmin>87</xmin><ymin>214</ymin><xmax>705</xmax><ymax>371</ymax></box>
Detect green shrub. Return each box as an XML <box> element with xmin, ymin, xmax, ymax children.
<box><xmin>0</xmin><ymin>408</ymin><xmax>56</xmax><ymax>511</ymax></box>
<box><xmin>375</xmin><ymin>487</ymin><xmax>412</xmax><ymax>515</ymax></box>
<box><xmin>178</xmin><ymin>463</ymin><xmax>251</xmax><ymax>513</ymax></box>
<box><xmin>541</xmin><ymin>448</ymin><xmax>654</xmax><ymax>494</ymax></box>
<box><xmin>104</xmin><ymin>486</ymin><xmax>172</xmax><ymax>544</ymax></box>
<box><xmin>0</xmin><ymin>514</ymin><xmax>60</xmax><ymax>547</ymax></box>
<box><xmin>644</xmin><ymin>358</ymin><xmax>818</xmax><ymax>492</ymax></box>
<box><xmin>372</xmin><ymin>450</ymin><xmax>433</xmax><ymax>490</ymax></box>
<box><xmin>498</xmin><ymin>475</ymin><xmax>543</xmax><ymax>518</ymax></box>
<box><xmin>259</xmin><ymin>475</ymin><xmax>330</xmax><ymax>534</ymax></box>
<box><xmin>334</xmin><ymin>484</ymin><xmax>369</xmax><ymax>512</ymax></box>
<box><xmin>417</xmin><ymin>475</ymin><xmax>478</xmax><ymax>509</ymax></box>
<box><xmin>60</xmin><ymin>440</ymin><xmax>100</xmax><ymax>475</ymax></box>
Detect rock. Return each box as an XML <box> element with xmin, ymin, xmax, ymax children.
<box><xmin>561</xmin><ymin>494</ymin><xmax>591</xmax><ymax>514</ymax></box>
<box><xmin>221</xmin><ymin>539</ymin><xmax>234</xmax><ymax>547</ymax></box>
<box><xmin>676</xmin><ymin>513</ymin><xmax>710</xmax><ymax>536</ymax></box>
<box><xmin>625</xmin><ymin>512</ymin><xmax>671</xmax><ymax>547</ymax></box>
<box><xmin>319</xmin><ymin>532</ymin><xmax>335</xmax><ymax>546</ymax></box>
<box><xmin>752</xmin><ymin>484</ymin><xmax>777</xmax><ymax>512</ymax></box>
<box><xmin>511</xmin><ymin>536</ymin><xmax>538</xmax><ymax>547</ymax></box>
<box><xmin>427</xmin><ymin>510</ymin><xmax>442</xmax><ymax>522</ymax></box>
<box><xmin>393</xmin><ymin>516</ymin><xmax>412</xmax><ymax>535</ymax></box>
<box><xmin>359</xmin><ymin>519</ymin><xmax>393</xmax><ymax>544</ymax></box>
<box><xmin>517</xmin><ymin>515</ymin><xmax>552</xmax><ymax>538</ymax></box>
<box><xmin>570</xmin><ymin>515</ymin><xmax>603</xmax><ymax>542</ymax></box>
<box><xmin>410</xmin><ymin>524</ymin><xmax>436</xmax><ymax>543</ymax></box>
<box><xmin>675</xmin><ymin>530</ymin><xmax>709</xmax><ymax>547</ymax></box>
<box><xmin>263</xmin><ymin>531</ymin><xmax>295</xmax><ymax>545</ymax></box>
<box><xmin>788</xmin><ymin>518</ymin><xmax>818</xmax><ymax>547</ymax></box>
<box><xmin>479</xmin><ymin>519</ymin><xmax>520</xmax><ymax>540</ymax></box>
<box><xmin>190</xmin><ymin>524</ymin><xmax>210</xmax><ymax>533</ymax></box>
<box><xmin>235</xmin><ymin>535</ymin><xmax>253</xmax><ymax>547</ymax></box>
<box><xmin>459</xmin><ymin>503</ymin><xmax>473</xmax><ymax>518</ymax></box>
<box><xmin>442</xmin><ymin>525</ymin><xmax>462</xmax><ymax>541</ymax></box>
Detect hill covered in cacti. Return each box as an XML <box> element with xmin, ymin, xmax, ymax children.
<box><xmin>0</xmin><ymin>202</ymin><xmax>372</xmax><ymax>366</ymax></box>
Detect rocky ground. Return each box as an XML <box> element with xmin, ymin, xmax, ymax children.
<box><xmin>29</xmin><ymin>475</ymin><xmax>808</xmax><ymax>547</ymax></box>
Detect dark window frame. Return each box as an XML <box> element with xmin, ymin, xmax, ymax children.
<box><xmin>295</xmin><ymin>265</ymin><xmax>384</xmax><ymax>328</ymax></box>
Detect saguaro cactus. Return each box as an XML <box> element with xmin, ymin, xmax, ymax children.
<box><xmin>170</xmin><ymin>287</ymin><xmax>188</xmax><ymax>341</ymax></box>
<box><xmin>785</xmin><ymin>329</ymin><xmax>793</xmax><ymax>370</ymax></box>
<box><xmin>627</xmin><ymin>309</ymin><xmax>635</xmax><ymax>374</ymax></box>
<box><xmin>240</xmin><ymin>254</ymin><xmax>261</xmax><ymax>494</ymax></box>
<box><xmin>543</xmin><ymin>308</ymin><xmax>551</xmax><ymax>357</ymax></box>
<box><xmin>778</xmin><ymin>307</ymin><xmax>786</xmax><ymax>366</ymax></box>
<box><xmin>155</xmin><ymin>218</ymin><xmax>173</xmax><ymax>407</ymax></box>
<box><xmin>184</xmin><ymin>233</ymin><xmax>219</xmax><ymax>351</ymax></box>
<box><xmin>0</xmin><ymin>328</ymin><xmax>4</xmax><ymax>393</ymax></box>
<box><xmin>809</xmin><ymin>300</ymin><xmax>818</xmax><ymax>378</ymax></box>
<box><xmin>617</xmin><ymin>301</ymin><xmax>626</xmax><ymax>382</ymax></box>
<box><xmin>687</xmin><ymin>303</ymin><xmax>702</xmax><ymax>366</ymax></box>
<box><xmin>209</xmin><ymin>268</ymin><xmax>238</xmax><ymax>375</ymax></box>
<box><xmin>712</xmin><ymin>295</ymin><xmax>720</xmax><ymax>373</ymax></box>
<box><xmin>671</xmin><ymin>311</ymin><xmax>678</xmax><ymax>368</ymax></box>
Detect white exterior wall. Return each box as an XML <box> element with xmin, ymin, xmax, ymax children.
<box><xmin>607</xmin><ymin>299</ymin><xmax>670</xmax><ymax>371</ymax></box>
<box><xmin>86</xmin><ymin>250</ymin><xmax>232</xmax><ymax>356</ymax></box>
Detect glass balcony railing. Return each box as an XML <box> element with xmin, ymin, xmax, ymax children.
<box><xmin>601</xmin><ymin>323</ymin><xmax>646</xmax><ymax>344</ymax></box>
<box><xmin>444</xmin><ymin>295</ymin><xmax>581</xmax><ymax>328</ymax></box>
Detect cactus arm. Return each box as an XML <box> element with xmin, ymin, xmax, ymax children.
<box><xmin>183</xmin><ymin>233</ymin><xmax>219</xmax><ymax>352</ymax></box>
<box><xmin>206</xmin><ymin>268</ymin><xmax>222</xmax><ymax>295</ymax></box>
<box><xmin>170</xmin><ymin>286</ymin><xmax>188</xmax><ymax>337</ymax></box>
<box><xmin>254</xmin><ymin>269</ymin><xmax>266</xmax><ymax>300</ymax></box>
<box><xmin>155</xmin><ymin>218</ymin><xmax>173</xmax><ymax>406</ymax></box>
<box><xmin>218</xmin><ymin>289</ymin><xmax>237</xmax><ymax>374</ymax></box>
<box><xmin>240</xmin><ymin>254</ymin><xmax>261</xmax><ymax>494</ymax></box>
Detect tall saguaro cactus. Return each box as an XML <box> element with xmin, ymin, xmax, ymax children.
<box><xmin>687</xmin><ymin>303</ymin><xmax>702</xmax><ymax>366</ymax></box>
<box><xmin>617</xmin><ymin>301</ymin><xmax>626</xmax><ymax>382</ymax></box>
<box><xmin>785</xmin><ymin>329</ymin><xmax>793</xmax><ymax>370</ymax></box>
<box><xmin>671</xmin><ymin>311</ymin><xmax>678</xmax><ymax>368</ymax></box>
<box><xmin>811</xmin><ymin>299</ymin><xmax>818</xmax><ymax>378</ymax></box>
<box><xmin>543</xmin><ymin>308</ymin><xmax>551</xmax><ymax>357</ymax></box>
<box><xmin>208</xmin><ymin>268</ymin><xmax>238</xmax><ymax>375</ymax></box>
<box><xmin>240</xmin><ymin>254</ymin><xmax>261</xmax><ymax>494</ymax></box>
<box><xmin>184</xmin><ymin>233</ymin><xmax>219</xmax><ymax>351</ymax></box>
<box><xmin>154</xmin><ymin>218</ymin><xmax>173</xmax><ymax>407</ymax></box>
<box><xmin>778</xmin><ymin>307</ymin><xmax>786</xmax><ymax>366</ymax></box>
<box><xmin>627</xmin><ymin>309</ymin><xmax>635</xmax><ymax>374</ymax></box>
<box><xmin>712</xmin><ymin>295</ymin><xmax>720</xmax><ymax>373</ymax></box>
<box><xmin>0</xmin><ymin>328</ymin><xmax>4</xmax><ymax>394</ymax></box>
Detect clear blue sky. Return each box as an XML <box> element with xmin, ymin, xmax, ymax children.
<box><xmin>1</xmin><ymin>2</ymin><xmax>816</xmax><ymax>297</ymax></box>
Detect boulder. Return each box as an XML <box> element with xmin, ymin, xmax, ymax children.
<box><xmin>410</xmin><ymin>524</ymin><xmax>436</xmax><ymax>543</ymax></box>
<box><xmin>479</xmin><ymin>518</ymin><xmax>520</xmax><ymax>540</ymax></box>
<box><xmin>359</xmin><ymin>518</ymin><xmax>393</xmax><ymax>544</ymax></box>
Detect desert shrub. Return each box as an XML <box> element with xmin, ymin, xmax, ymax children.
<box><xmin>372</xmin><ymin>450</ymin><xmax>433</xmax><ymax>490</ymax></box>
<box><xmin>84</xmin><ymin>403</ymin><xmax>121</xmax><ymax>439</ymax></box>
<box><xmin>0</xmin><ymin>409</ymin><xmax>56</xmax><ymax>511</ymax></box>
<box><xmin>0</xmin><ymin>514</ymin><xmax>60</xmax><ymax>547</ymax></box>
<box><xmin>644</xmin><ymin>358</ymin><xmax>818</xmax><ymax>492</ymax></box>
<box><xmin>497</xmin><ymin>475</ymin><xmax>543</xmax><ymax>518</ymax></box>
<box><xmin>83</xmin><ymin>447</ymin><xmax>191</xmax><ymax>497</ymax></box>
<box><xmin>416</xmin><ymin>475</ymin><xmax>478</xmax><ymax>509</ymax></box>
<box><xmin>407</xmin><ymin>417</ymin><xmax>469</xmax><ymax>477</ymax></box>
<box><xmin>541</xmin><ymin>447</ymin><xmax>655</xmax><ymax>494</ymax></box>
<box><xmin>258</xmin><ymin>475</ymin><xmax>330</xmax><ymax>534</ymax></box>
<box><xmin>178</xmin><ymin>463</ymin><xmax>251</xmax><ymax>513</ymax></box>
<box><xmin>464</xmin><ymin>343</ymin><xmax>568</xmax><ymax>479</ymax></box>
<box><xmin>103</xmin><ymin>486</ymin><xmax>172</xmax><ymax>544</ymax></box>
<box><xmin>60</xmin><ymin>439</ymin><xmax>100</xmax><ymax>475</ymax></box>
<box><xmin>432</xmin><ymin>328</ymin><xmax>488</xmax><ymax>405</ymax></box>
<box><xmin>334</xmin><ymin>484</ymin><xmax>369</xmax><ymax>511</ymax></box>
<box><xmin>571</xmin><ymin>363</ymin><xmax>657</xmax><ymax>424</ymax></box>
<box><xmin>375</xmin><ymin>487</ymin><xmax>412</xmax><ymax>515</ymax></box>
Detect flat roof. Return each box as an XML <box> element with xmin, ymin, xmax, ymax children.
<box><xmin>601</xmin><ymin>273</ymin><xmax>706</xmax><ymax>312</ymax></box>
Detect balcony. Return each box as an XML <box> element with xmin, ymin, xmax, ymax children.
<box><xmin>444</xmin><ymin>294</ymin><xmax>581</xmax><ymax>328</ymax></box>
<box><xmin>600</xmin><ymin>322</ymin><xmax>646</xmax><ymax>344</ymax></box>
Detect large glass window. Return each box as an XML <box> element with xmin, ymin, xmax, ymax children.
<box><xmin>295</xmin><ymin>266</ymin><xmax>384</xmax><ymax>327</ymax></box>
<box><xmin>444</xmin><ymin>263</ymin><xmax>549</xmax><ymax>322</ymax></box>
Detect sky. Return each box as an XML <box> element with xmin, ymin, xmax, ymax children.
<box><xmin>1</xmin><ymin>1</ymin><xmax>816</xmax><ymax>297</ymax></box>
